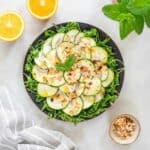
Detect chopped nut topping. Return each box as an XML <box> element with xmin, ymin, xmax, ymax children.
<box><xmin>112</xmin><ymin>116</ymin><xmax>136</xmax><ymax>140</ymax></box>
<box><xmin>70</xmin><ymin>92</ymin><xmax>77</xmax><ymax>99</ymax></box>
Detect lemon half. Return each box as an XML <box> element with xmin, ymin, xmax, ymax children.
<box><xmin>0</xmin><ymin>11</ymin><xmax>24</xmax><ymax>41</ymax></box>
<box><xmin>27</xmin><ymin>0</ymin><xmax>58</xmax><ymax>20</ymax></box>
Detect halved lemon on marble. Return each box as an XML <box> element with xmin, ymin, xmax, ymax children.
<box><xmin>27</xmin><ymin>0</ymin><xmax>58</xmax><ymax>20</ymax></box>
<box><xmin>0</xmin><ymin>11</ymin><xmax>24</xmax><ymax>41</ymax></box>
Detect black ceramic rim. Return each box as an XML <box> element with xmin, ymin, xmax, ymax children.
<box><xmin>23</xmin><ymin>22</ymin><xmax>125</xmax><ymax>121</ymax></box>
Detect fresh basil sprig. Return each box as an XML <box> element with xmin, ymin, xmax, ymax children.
<box><xmin>55</xmin><ymin>55</ymin><xmax>76</xmax><ymax>72</ymax></box>
<box><xmin>102</xmin><ymin>0</ymin><xmax>150</xmax><ymax>39</ymax></box>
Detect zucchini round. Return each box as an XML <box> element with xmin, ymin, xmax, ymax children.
<box><xmin>81</xmin><ymin>95</ymin><xmax>95</xmax><ymax>109</ymax></box>
<box><xmin>52</xmin><ymin>33</ymin><xmax>65</xmax><ymax>49</ymax></box>
<box><xmin>42</xmin><ymin>37</ymin><xmax>52</xmax><ymax>55</ymax></box>
<box><xmin>91</xmin><ymin>46</ymin><xmax>108</xmax><ymax>63</ymax></box>
<box><xmin>74</xmin><ymin>32</ymin><xmax>84</xmax><ymax>44</ymax></box>
<box><xmin>64</xmin><ymin>29</ymin><xmax>79</xmax><ymax>43</ymax></box>
<box><xmin>56</xmin><ymin>42</ymin><xmax>74</xmax><ymax>62</ymax></box>
<box><xmin>76</xmin><ymin>59</ymin><xmax>94</xmax><ymax>82</ymax></box>
<box><xmin>76</xmin><ymin>83</ymin><xmax>85</xmax><ymax>96</ymax></box>
<box><xmin>34</xmin><ymin>52</ymin><xmax>47</xmax><ymax>69</ymax></box>
<box><xmin>37</xmin><ymin>83</ymin><xmax>58</xmax><ymax>97</ymax></box>
<box><xmin>95</xmin><ymin>87</ymin><xmax>105</xmax><ymax>103</ymax></box>
<box><xmin>79</xmin><ymin>37</ymin><xmax>96</xmax><ymax>48</ymax></box>
<box><xmin>64</xmin><ymin>68</ymin><xmax>81</xmax><ymax>84</ymax></box>
<box><xmin>32</xmin><ymin>65</ymin><xmax>48</xmax><ymax>83</ymax></box>
<box><xmin>72</xmin><ymin>45</ymin><xmax>91</xmax><ymax>60</ymax></box>
<box><xmin>47</xmin><ymin>91</ymin><xmax>69</xmax><ymax>110</ymax></box>
<box><xmin>45</xmin><ymin>50</ymin><xmax>59</xmax><ymax>68</ymax></box>
<box><xmin>102</xmin><ymin>69</ymin><xmax>114</xmax><ymax>87</ymax></box>
<box><xmin>101</xmin><ymin>65</ymin><xmax>109</xmax><ymax>81</ymax></box>
<box><xmin>84</xmin><ymin>77</ymin><xmax>101</xmax><ymax>96</ymax></box>
<box><xmin>60</xmin><ymin>83</ymin><xmax>85</xmax><ymax>97</ymax></box>
<box><xmin>63</xmin><ymin>97</ymin><xmax>83</xmax><ymax>116</ymax></box>
<box><xmin>47</xmin><ymin>68</ymin><xmax>65</xmax><ymax>87</ymax></box>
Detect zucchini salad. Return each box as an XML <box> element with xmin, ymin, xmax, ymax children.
<box><xmin>24</xmin><ymin>22</ymin><xmax>122</xmax><ymax>123</ymax></box>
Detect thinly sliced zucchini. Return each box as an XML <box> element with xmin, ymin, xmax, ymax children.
<box><xmin>81</xmin><ymin>95</ymin><xmax>95</xmax><ymax>109</ymax></box>
<box><xmin>52</xmin><ymin>33</ymin><xmax>65</xmax><ymax>49</ymax></box>
<box><xmin>63</xmin><ymin>97</ymin><xmax>83</xmax><ymax>116</ymax></box>
<box><xmin>47</xmin><ymin>68</ymin><xmax>65</xmax><ymax>87</ymax></box>
<box><xmin>56</xmin><ymin>42</ymin><xmax>74</xmax><ymax>62</ymax></box>
<box><xmin>76</xmin><ymin>83</ymin><xmax>85</xmax><ymax>96</ymax></box>
<box><xmin>47</xmin><ymin>91</ymin><xmax>69</xmax><ymax>110</ymax></box>
<box><xmin>76</xmin><ymin>59</ymin><xmax>94</xmax><ymax>82</ymax></box>
<box><xmin>102</xmin><ymin>69</ymin><xmax>114</xmax><ymax>87</ymax></box>
<box><xmin>101</xmin><ymin>65</ymin><xmax>109</xmax><ymax>81</ymax></box>
<box><xmin>95</xmin><ymin>87</ymin><xmax>105</xmax><ymax>103</ymax></box>
<box><xmin>84</xmin><ymin>77</ymin><xmax>101</xmax><ymax>96</ymax></box>
<box><xmin>72</xmin><ymin>45</ymin><xmax>91</xmax><ymax>59</ymax></box>
<box><xmin>93</xmin><ymin>61</ymin><xmax>103</xmax><ymax>77</ymax></box>
<box><xmin>42</xmin><ymin>37</ymin><xmax>52</xmax><ymax>55</ymax></box>
<box><xmin>91</xmin><ymin>46</ymin><xmax>108</xmax><ymax>63</ymax></box>
<box><xmin>74</xmin><ymin>32</ymin><xmax>84</xmax><ymax>44</ymax></box>
<box><xmin>60</xmin><ymin>83</ymin><xmax>85</xmax><ymax>97</ymax></box>
<box><xmin>45</xmin><ymin>50</ymin><xmax>59</xmax><ymax>68</ymax></box>
<box><xmin>34</xmin><ymin>52</ymin><xmax>47</xmax><ymax>69</ymax></box>
<box><xmin>64</xmin><ymin>68</ymin><xmax>81</xmax><ymax>83</ymax></box>
<box><xmin>37</xmin><ymin>83</ymin><xmax>58</xmax><ymax>97</ymax></box>
<box><xmin>32</xmin><ymin>65</ymin><xmax>48</xmax><ymax>83</ymax></box>
<box><xmin>64</xmin><ymin>29</ymin><xmax>79</xmax><ymax>43</ymax></box>
<box><xmin>79</xmin><ymin>37</ymin><xmax>96</xmax><ymax>48</ymax></box>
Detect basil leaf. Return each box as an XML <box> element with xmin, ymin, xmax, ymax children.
<box><xmin>55</xmin><ymin>65</ymin><xmax>66</xmax><ymax>72</ymax></box>
<box><xmin>102</xmin><ymin>4</ymin><xmax>123</xmax><ymax>21</ymax></box>
<box><xmin>65</xmin><ymin>55</ymin><xmax>76</xmax><ymax>69</ymax></box>
<box><xmin>135</xmin><ymin>15</ymin><xmax>144</xmax><ymax>34</ymax></box>
<box><xmin>118</xmin><ymin>13</ymin><xmax>136</xmax><ymax>39</ymax></box>
<box><xmin>119</xmin><ymin>0</ymin><xmax>129</xmax><ymax>4</ymax></box>
<box><xmin>127</xmin><ymin>0</ymin><xmax>150</xmax><ymax>15</ymax></box>
<box><xmin>144</xmin><ymin>10</ymin><xmax>150</xmax><ymax>27</ymax></box>
<box><xmin>102</xmin><ymin>0</ymin><xmax>150</xmax><ymax>39</ymax></box>
<box><xmin>55</xmin><ymin>55</ymin><xmax>76</xmax><ymax>72</ymax></box>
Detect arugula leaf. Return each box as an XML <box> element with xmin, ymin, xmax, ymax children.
<box><xmin>44</xmin><ymin>29</ymin><xmax>56</xmax><ymax>38</ymax></box>
<box><xmin>56</xmin><ymin>22</ymin><xmax>80</xmax><ymax>33</ymax></box>
<box><xmin>55</xmin><ymin>55</ymin><xmax>76</xmax><ymax>72</ymax></box>
<box><xmin>83</xmin><ymin>28</ymin><xmax>100</xmax><ymax>43</ymax></box>
<box><xmin>83</xmin><ymin>28</ymin><xmax>98</xmax><ymax>37</ymax></box>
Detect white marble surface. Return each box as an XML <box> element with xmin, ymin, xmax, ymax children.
<box><xmin>0</xmin><ymin>0</ymin><xmax>150</xmax><ymax>149</ymax></box>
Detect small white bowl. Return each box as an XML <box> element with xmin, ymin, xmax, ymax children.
<box><xmin>109</xmin><ymin>114</ymin><xmax>141</xmax><ymax>145</ymax></box>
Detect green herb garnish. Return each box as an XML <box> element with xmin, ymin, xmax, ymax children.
<box><xmin>102</xmin><ymin>0</ymin><xmax>150</xmax><ymax>39</ymax></box>
<box><xmin>55</xmin><ymin>55</ymin><xmax>76</xmax><ymax>72</ymax></box>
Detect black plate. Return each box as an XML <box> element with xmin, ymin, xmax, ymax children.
<box><xmin>23</xmin><ymin>22</ymin><xmax>124</xmax><ymax>122</ymax></box>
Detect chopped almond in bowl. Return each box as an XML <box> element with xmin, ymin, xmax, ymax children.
<box><xmin>109</xmin><ymin>114</ymin><xmax>141</xmax><ymax>145</ymax></box>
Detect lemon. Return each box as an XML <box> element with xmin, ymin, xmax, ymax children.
<box><xmin>0</xmin><ymin>11</ymin><xmax>24</xmax><ymax>41</ymax></box>
<box><xmin>27</xmin><ymin>0</ymin><xmax>58</xmax><ymax>20</ymax></box>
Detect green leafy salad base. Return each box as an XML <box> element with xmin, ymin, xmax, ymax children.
<box><xmin>24</xmin><ymin>22</ymin><xmax>123</xmax><ymax>124</ymax></box>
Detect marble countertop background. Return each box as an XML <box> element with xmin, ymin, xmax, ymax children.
<box><xmin>0</xmin><ymin>0</ymin><xmax>150</xmax><ymax>149</ymax></box>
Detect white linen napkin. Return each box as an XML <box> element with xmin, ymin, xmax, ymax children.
<box><xmin>0</xmin><ymin>86</ymin><xmax>77</xmax><ymax>150</ymax></box>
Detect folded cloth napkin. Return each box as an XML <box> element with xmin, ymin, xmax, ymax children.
<box><xmin>0</xmin><ymin>86</ymin><xmax>77</xmax><ymax>150</ymax></box>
